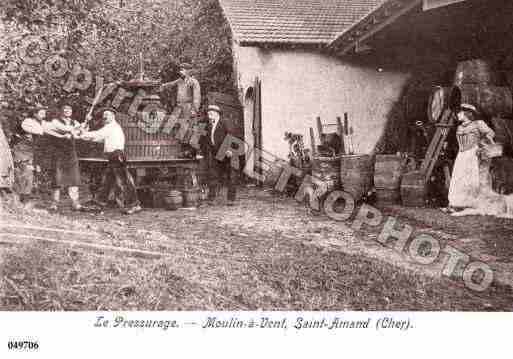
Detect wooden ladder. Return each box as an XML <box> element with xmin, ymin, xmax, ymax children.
<box><xmin>419</xmin><ymin>109</ymin><xmax>455</xmax><ymax>185</ymax></box>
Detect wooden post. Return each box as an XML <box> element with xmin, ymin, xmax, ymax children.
<box><xmin>310</xmin><ymin>127</ymin><xmax>316</xmax><ymax>156</ymax></box>
<box><xmin>337</xmin><ymin>116</ymin><xmax>345</xmax><ymax>155</ymax></box>
<box><xmin>316</xmin><ymin>116</ymin><xmax>323</xmax><ymax>140</ymax></box>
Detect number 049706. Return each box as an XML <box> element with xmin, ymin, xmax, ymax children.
<box><xmin>7</xmin><ymin>341</ymin><xmax>39</xmax><ymax>350</ymax></box>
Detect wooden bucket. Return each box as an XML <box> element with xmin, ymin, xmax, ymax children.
<box><xmin>374</xmin><ymin>155</ymin><xmax>406</xmax><ymax>190</ymax></box>
<box><xmin>312</xmin><ymin>155</ymin><xmax>341</xmax><ymax>184</ymax></box>
<box><xmin>459</xmin><ymin>85</ymin><xmax>513</xmax><ymax>117</ymax></box>
<box><xmin>400</xmin><ymin>171</ymin><xmax>427</xmax><ymax>207</ymax></box>
<box><xmin>182</xmin><ymin>188</ymin><xmax>200</xmax><ymax>208</ymax></box>
<box><xmin>454</xmin><ymin>59</ymin><xmax>498</xmax><ymax>86</ymax></box>
<box><xmin>340</xmin><ymin>154</ymin><xmax>373</xmax><ymax>202</ymax></box>
<box><xmin>151</xmin><ymin>188</ymin><xmax>169</xmax><ymax>208</ymax></box>
<box><xmin>164</xmin><ymin>190</ymin><xmax>183</xmax><ymax>210</ymax></box>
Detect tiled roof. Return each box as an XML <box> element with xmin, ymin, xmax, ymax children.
<box><xmin>219</xmin><ymin>0</ymin><xmax>389</xmax><ymax>45</ymax></box>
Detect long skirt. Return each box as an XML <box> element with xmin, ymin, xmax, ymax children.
<box><xmin>448</xmin><ymin>147</ymin><xmax>481</xmax><ymax>208</ymax></box>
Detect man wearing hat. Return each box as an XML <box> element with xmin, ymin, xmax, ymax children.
<box><xmin>202</xmin><ymin>104</ymin><xmax>238</xmax><ymax>205</ymax></box>
<box><xmin>78</xmin><ymin>108</ymin><xmax>141</xmax><ymax>214</ymax></box>
<box><xmin>159</xmin><ymin>62</ymin><xmax>201</xmax><ymax>138</ymax></box>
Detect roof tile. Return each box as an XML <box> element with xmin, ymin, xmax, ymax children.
<box><xmin>219</xmin><ymin>0</ymin><xmax>388</xmax><ymax>44</ymax></box>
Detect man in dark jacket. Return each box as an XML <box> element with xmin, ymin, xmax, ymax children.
<box><xmin>202</xmin><ymin>104</ymin><xmax>237</xmax><ymax>205</ymax></box>
<box><xmin>12</xmin><ymin>106</ymin><xmax>47</xmax><ymax>202</ymax></box>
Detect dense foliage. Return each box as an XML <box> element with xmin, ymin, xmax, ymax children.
<box><xmin>0</xmin><ymin>0</ymin><xmax>235</xmax><ymax>136</ymax></box>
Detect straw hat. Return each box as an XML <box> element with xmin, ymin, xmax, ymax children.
<box><xmin>460</xmin><ymin>103</ymin><xmax>478</xmax><ymax>114</ymax></box>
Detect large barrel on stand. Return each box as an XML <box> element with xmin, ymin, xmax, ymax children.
<box><xmin>374</xmin><ymin>154</ymin><xmax>406</xmax><ymax>204</ymax></box>
<box><xmin>340</xmin><ymin>154</ymin><xmax>373</xmax><ymax>202</ymax></box>
<box><xmin>454</xmin><ymin>59</ymin><xmax>498</xmax><ymax>86</ymax></box>
<box><xmin>312</xmin><ymin>155</ymin><xmax>341</xmax><ymax>192</ymax></box>
<box><xmin>458</xmin><ymin>85</ymin><xmax>512</xmax><ymax>118</ymax></box>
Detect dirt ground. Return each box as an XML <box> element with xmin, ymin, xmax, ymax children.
<box><xmin>1</xmin><ymin>186</ymin><xmax>513</xmax><ymax>311</ymax></box>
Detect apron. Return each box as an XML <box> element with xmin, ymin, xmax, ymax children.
<box><xmin>50</xmin><ymin>119</ymin><xmax>80</xmax><ymax>188</ymax></box>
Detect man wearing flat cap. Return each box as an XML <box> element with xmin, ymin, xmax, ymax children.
<box><xmin>159</xmin><ymin>62</ymin><xmax>201</xmax><ymax>138</ymax></box>
<box><xmin>202</xmin><ymin>104</ymin><xmax>238</xmax><ymax>205</ymax></box>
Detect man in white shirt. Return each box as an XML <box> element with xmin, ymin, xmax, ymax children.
<box><xmin>79</xmin><ymin>108</ymin><xmax>141</xmax><ymax>214</ymax></box>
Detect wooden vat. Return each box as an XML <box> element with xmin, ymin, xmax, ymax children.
<box><xmin>459</xmin><ymin>85</ymin><xmax>513</xmax><ymax>118</ymax></box>
<box><xmin>454</xmin><ymin>59</ymin><xmax>498</xmax><ymax>86</ymax></box>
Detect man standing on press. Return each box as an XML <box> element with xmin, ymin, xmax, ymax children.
<box><xmin>159</xmin><ymin>62</ymin><xmax>201</xmax><ymax>140</ymax></box>
<box><xmin>79</xmin><ymin>108</ymin><xmax>141</xmax><ymax>215</ymax></box>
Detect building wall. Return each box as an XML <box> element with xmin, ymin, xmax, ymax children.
<box><xmin>232</xmin><ymin>44</ymin><xmax>411</xmax><ymax>161</ymax></box>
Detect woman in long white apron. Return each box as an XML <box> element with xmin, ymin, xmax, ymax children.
<box><xmin>448</xmin><ymin>104</ymin><xmax>495</xmax><ymax>211</ymax></box>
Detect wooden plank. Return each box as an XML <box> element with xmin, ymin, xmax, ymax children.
<box><xmin>337</xmin><ymin>117</ymin><xmax>346</xmax><ymax>155</ymax></box>
<box><xmin>310</xmin><ymin>127</ymin><xmax>316</xmax><ymax>156</ymax></box>
<box><xmin>422</xmin><ymin>0</ymin><xmax>466</xmax><ymax>11</ymax></box>
<box><xmin>316</xmin><ymin>116</ymin><xmax>323</xmax><ymax>139</ymax></box>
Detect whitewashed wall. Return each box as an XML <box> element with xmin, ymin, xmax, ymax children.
<box><xmin>232</xmin><ymin>44</ymin><xmax>411</xmax><ymax>161</ymax></box>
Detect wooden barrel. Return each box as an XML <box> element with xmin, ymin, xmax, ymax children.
<box><xmin>374</xmin><ymin>155</ymin><xmax>405</xmax><ymax>205</ymax></box>
<box><xmin>340</xmin><ymin>154</ymin><xmax>373</xmax><ymax>202</ymax></box>
<box><xmin>458</xmin><ymin>85</ymin><xmax>513</xmax><ymax>117</ymax></box>
<box><xmin>182</xmin><ymin>188</ymin><xmax>200</xmax><ymax>208</ymax></box>
<box><xmin>312</xmin><ymin>155</ymin><xmax>341</xmax><ymax>183</ymax></box>
<box><xmin>400</xmin><ymin>171</ymin><xmax>427</xmax><ymax>207</ymax></box>
<box><xmin>374</xmin><ymin>155</ymin><xmax>406</xmax><ymax>189</ymax></box>
<box><xmin>454</xmin><ymin>59</ymin><xmax>497</xmax><ymax>86</ymax></box>
<box><xmin>164</xmin><ymin>190</ymin><xmax>183</xmax><ymax>210</ymax></box>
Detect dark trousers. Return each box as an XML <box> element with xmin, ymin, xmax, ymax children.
<box><xmin>207</xmin><ymin>151</ymin><xmax>237</xmax><ymax>201</ymax></box>
<box><xmin>98</xmin><ymin>150</ymin><xmax>140</xmax><ymax>208</ymax></box>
